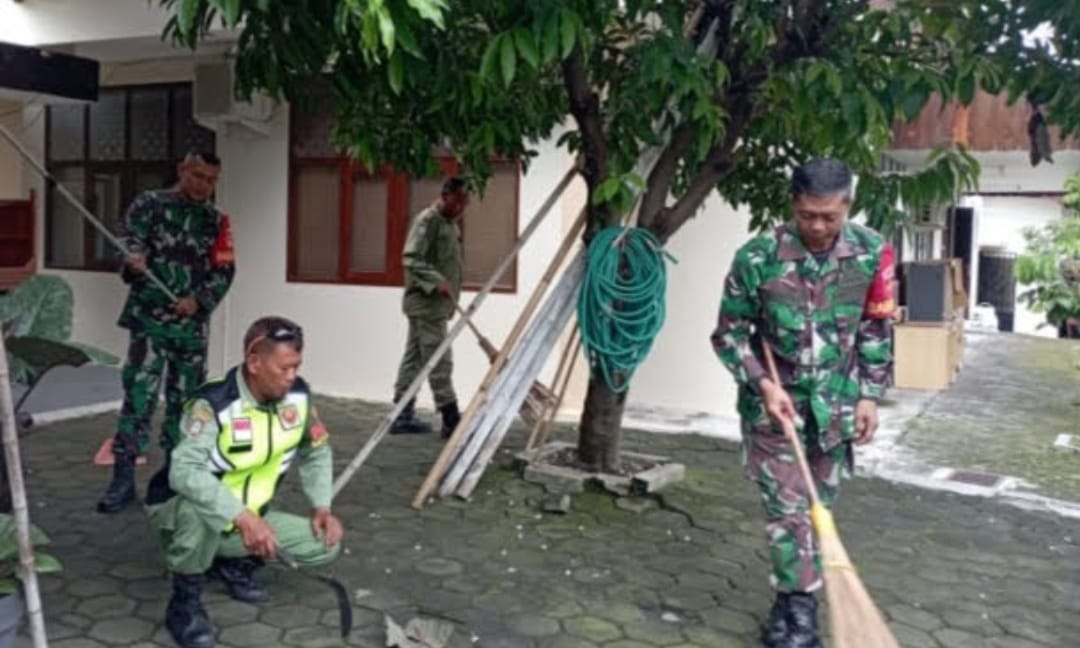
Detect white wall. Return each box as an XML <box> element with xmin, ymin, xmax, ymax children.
<box><xmin>0</xmin><ymin>101</ymin><xmax>23</xmax><ymax>199</ymax></box>
<box><xmin>0</xmin><ymin>0</ymin><xmax>180</xmax><ymax>47</ymax></box>
<box><xmin>626</xmin><ymin>198</ymin><xmax>752</xmax><ymax>419</ymax></box>
<box><xmin>214</xmin><ymin>110</ymin><xmax>573</xmax><ymax>406</ymax></box>
<box><xmin>962</xmin><ymin>194</ymin><xmax>1067</xmax><ymax>337</ymax></box>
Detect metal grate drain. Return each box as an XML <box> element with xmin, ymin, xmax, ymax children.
<box><xmin>946</xmin><ymin>470</ymin><xmax>1002</xmax><ymax>488</ymax></box>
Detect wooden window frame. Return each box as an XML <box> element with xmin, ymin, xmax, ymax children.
<box><xmin>43</xmin><ymin>82</ymin><xmax>214</xmax><ymax>273</ymax></box>
<box><xmin>287</xmin><ymin>107</ymin><xmax>519</xmax><ymax>293</ymax></box>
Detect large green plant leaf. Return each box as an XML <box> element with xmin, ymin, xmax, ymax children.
<box><xmin>0</xmin><ymin>514</ymin><xmax>51</xmax><ymax>564</ymax></box>
<box><xmin>6</xmin><ymin>337</ymin><xmax>93</xmax><ymax>386</ymax></box>
<box><xmin>0</xmin><ymin>276</ymin><xmax>73</xmax><ymax>341</ymax></box>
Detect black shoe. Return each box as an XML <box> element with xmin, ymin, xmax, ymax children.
<box><xmin>439</xmin><ymin>401</ymin><xmax>461</xmax><ymax>440</ymax></box>
<box><xmin>165</xmin><ymin>574</ymin><xmax>216</xmax><ymax>648</ymax></box>
<box><xmin>96</xmin><ymin>454</ymin><xmax>137</xmax><ymax>514</ymax></box>
<box><xmin>761</xmin><ymin>593</ymin><xmax>790</xmax><ymax>647</ymax></box>
<box><xmin>207</xmin><ymin>557</ymin><xmax>270</xmax><ymax>604</ymax></box>
<box><xmin>389</xmin><ymin>399</ymin><xmax>432</xmax><ymax>435</ymax></box>
<box><xmin>786</xmin><ymin>592</ymin><xmax>822</xmax><ymax>648</ymax></box>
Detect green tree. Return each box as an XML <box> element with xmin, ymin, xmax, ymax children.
<box><xmin>163</xmin><ymin>0</ymin><xmax>1080</xmax><ymax>471</ymax></box>
<box><xmin>1016</xmin><ymin>173</ymin><xmax>1080</xmax><ymax>332</ymax></box>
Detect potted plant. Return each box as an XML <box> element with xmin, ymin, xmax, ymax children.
<box><xmin>0</xmin><ymin>514</ymin><xmax>59</xmax><ymax>648</ymax></box>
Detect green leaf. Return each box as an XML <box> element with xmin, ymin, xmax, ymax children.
<box><xmin>593</xmin><ymin>176</ymin><xmax>622</xmax><ymax>204</ymax></box>
<box><xmin>500</xmin><ymin>34</ymin><xmax>517</xmax><ymax>87</ymax></box>
<box><xmin>395</xmin><ymin>19</ymin><xmax>422</xmax><ymax>57</ymax></box>
<box><xmin>7</xmin><ymin>337</ymin><xmax>92</xmax><ymax>381</ymax></box>
<box><xmin>220</xmin><ymin>0</ymin><xmax>241</xmax><ymax>25</ymax></box>
<box><xmin>376</xmin><ymin>4</ymin><xmax>396</xmax><ymax>54</ymax></box>
<box><xmin>406</xmin><ymin>0</ymin><xmax>446</xmax><ymax>29</ymax></box>
<box><xmin>34</xmin><ymin>553</ymin><xmax>61</xmax><ymax>575</ymax></box>
<box><xmin>0</xmin><ymin>580</ymin><xmax>15</xmax><ymax>596</ymax></box>
<box><xmin>480</xmin><ymin>34</ymin><xmax>502</xmax><ymax>82</ymax></box>
<box><xmin>958</xmin><ymin>73</ymin><xmax>976</xmax><ymax>105</ymax></box>
<box><xmin>178</xmin><ymin>0</ymin><xmax>199</xmax><ymax>35</ymax></box>
<box><xmin>514</xmin><ymin>28</ymin><xmax>540</xmax><ymax>70</ymax></box>
<box><xmin>541</xmin><ymin>12</ymin><xmax>560</xmax><ymax>64</ymax></box>
<box><xmin>559</xmin><ymin>9</ymin><xmax>577</xmax><ymax>60</ymax></box>
<box><xmin>388</xmin><ymin>52</ymin><xmax>405</xmax><ymax>94</ymax></box>
<box><xmin>0</xmin><ymin>276</ymin><xmax>73</xmax><ymax>340</ymax></box>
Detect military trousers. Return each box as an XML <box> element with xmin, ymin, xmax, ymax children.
<box><xmin>392</xmin><ymin>316</ymin><xmax>457</xmax><ymax>408</ymax></box>
<box><xmin>148</xmin><ymin>496</ymin><xmax>341</xmax><ymax>575</ymax></box>
<box><xmin>743</xmin><ymin>416</ymin><xmax>852</xmax><ymax>593</ymax></box>
<box><xmin>113</xmin><ymin>331</ymin><xmax>207</xmax><ymax>459</ymax></box>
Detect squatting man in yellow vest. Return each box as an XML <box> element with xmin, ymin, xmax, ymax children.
<box><xmin>145</xmin><ymin>316</ymin><xmax>345</xmax><ymax>648</ymax></box>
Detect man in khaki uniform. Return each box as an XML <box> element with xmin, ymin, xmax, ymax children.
<box><xmin>146</xmin><ymin>316</ymin><xmax>344</xmax><ymax>648</ymax></box>
<box><xmin>390</xmin><ymin>177</ymin><xmax>469</xmax><ymax>438</ymax></box>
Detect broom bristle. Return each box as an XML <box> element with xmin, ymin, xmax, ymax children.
<box><xmin>813</xmin><ymin>506</ymin><xmax>900</xmax><ymax>648</ymax></box>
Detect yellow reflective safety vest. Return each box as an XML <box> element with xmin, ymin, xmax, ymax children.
<box><xmin>198</xmin><ymin>367</ymin><xmax>312</xmax><ymax>517</ymax></box>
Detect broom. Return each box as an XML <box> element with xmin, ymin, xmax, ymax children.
<box><xmin>761</xmin><ymin>344</ymin><xmax>899</xmax><ymax>648</ymax></box>
<box><xmin>452</xmin><ymin>302</ymin><xmax>557</xmax><ymax>428</ymax></box>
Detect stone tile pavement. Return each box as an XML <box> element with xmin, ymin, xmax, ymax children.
<box><xmin>10</xmin><ymin>395</ymin><xmax>1080</xmax><ymax>648</ymax></box>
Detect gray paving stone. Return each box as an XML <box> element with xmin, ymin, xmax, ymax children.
<box><xmin>508</xmin><ymin>614</ymin><xmax>561</xmax><ymax>637</ymax></box>
<box><xmin>218</xmin><ymin>621</ymin><xmax>284</xmax><ymax>647</ymax></box>
<box><xmin>563</xmin><ymin>617</ymin><xmax>623</xmax><ymax>643</ymax></box>
<box><xmin>887</xmin><ymin>603</ymin><xmax>945</xmax><ymax>632</ymax></box>
<box><xmin>87</xmin><ymin>616</ymin><xmax>155</xmax><ymax>644</ymax></box>
<box><xmin>259</xmin><ymin>604</ymin><xmax>323</xmax><ymax>629</ymax></box>
<box><xmin>281</xmin><ymin>625</ymin><xmax>344</xmax><ymax>647</ymax></box>
<box><xmin>15</xmin><ymin>393</ymin><xmax>1080</xmax><ymax>647</ymax></box>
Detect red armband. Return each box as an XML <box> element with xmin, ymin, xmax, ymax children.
<box><xmin>864</xmin><ymin>242</ymin><xmax>896</xmax><ymax>319</ymax></box>
<box><xmin>211</xmin><ymin>213</ymin><xmax>235</xmax><ymax>266</ymax></box>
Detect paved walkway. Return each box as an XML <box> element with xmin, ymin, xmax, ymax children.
<box><xmin>13</xmin><ymin>394</ymin><xmax>1080</xmax><ymax>648</ymax></box>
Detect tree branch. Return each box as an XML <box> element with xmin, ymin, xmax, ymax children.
<box><xmin>648</xmin><ymin>102</ymin><xmax>751</xmax><ymax>243</ymax></box>
<box><xmin>638</xmin><ymin>123</ymin><xmax>696</xmax><ymax>228</ymax></box>
<box><xmin>561</xmin><ymin>44</ymin><xmax>608</xmax><ymax>207</ymax></box>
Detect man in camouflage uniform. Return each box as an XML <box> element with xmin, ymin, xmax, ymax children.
<box><xmin>389</xmin><ymin>177</ymin><xmax>468</xmax><ymax>438</ymax></box>
<box><xmin>711</xmin><ymin>158</ymin><xmax>893</xmax><ymax>648</ymax></box>
<box><xmin>97</xmin><ymin>151</ymin><xmax>236</xmax><ymax>514</ymax></box>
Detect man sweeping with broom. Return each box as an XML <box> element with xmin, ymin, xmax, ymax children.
<box><xmin>711</xmin><ymin>158</ymin><xmax>895</xmax><ymax>648</ymax></box>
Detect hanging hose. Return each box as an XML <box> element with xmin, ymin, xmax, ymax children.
<box><xmin>577</xmin><ymin>226</ymin><xmax>674</xmax><ymax>393</ymax></box>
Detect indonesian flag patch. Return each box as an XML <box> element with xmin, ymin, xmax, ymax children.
<box><xmin>232</xmin><ymin>418</ymin><xmax>253</xmax><ymax>445</ymax></box>
<box><xmin>211</xmin><ymin>213</ymin><xmax>235</xmax><ymax>267</ymax></box>
<box><xmin>309</xmin><ymin>408</ymin><xmax>329</xmax><ymax>447</ymax></box>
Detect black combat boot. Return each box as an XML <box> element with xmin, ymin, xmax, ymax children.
<box><xmin>207</xmin><ymin>557</ymin><xmax>270</xmax><ymax>604</ymax></box>
<box><xmin>96</xmin><ymin>454</ymin><xmax>137</xmax><ymax>513</ymax></box>
<box><xmin>785</xmin><ymin>592</ymin><xmax>822</xmax><ymax>648</ymax></box>
<box><xmin>439</xmin><ymin>401</ymin><xmax>461</xmax><ymax>440</ymax></box>
<box><xmin>389</xmin><ymin>398</ymin><xmax>432</xmax><ymax>435</ymax></box>
<box><xmin>165</xmin><ymin>573</ymin><xmax>216</xmax><ymax>648</ymax></box>
<box><xmin>761</xmin><ymin>592</ymin><xmax>791</xmax><ymax>647</ymax></box>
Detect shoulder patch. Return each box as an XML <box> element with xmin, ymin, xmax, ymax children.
<box><xmin>185</xmin><ymin>400</ymin><xmax>215</xmax><ymax>439</ymax></box>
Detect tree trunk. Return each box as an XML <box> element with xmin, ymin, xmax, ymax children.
<box><xmin>576</xmin><ymin>376</ymin><xmax>627</xmax><ymax>473</ymax></box>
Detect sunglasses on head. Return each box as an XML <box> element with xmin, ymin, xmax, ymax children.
<box><xmin>246</xmin><ymin>324</ymin><xmax>303</xmax><ymax>356</ymax></box>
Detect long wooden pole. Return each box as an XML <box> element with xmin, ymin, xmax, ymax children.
<box><xmin>0</xmin><ymin>338</ymin><xmax>47</xmax><ymax>648</ymax></box>
<box><xmin>453</xmin><ymin>262</ymin><xmax>582</xmax><ymax>497</ymax></box>
<box><xmin>531</xmin><ymin>329</ymin><xmax>582</xmax><ymax>451</ymax></box>
<box><xmin>411</xmin><ymin>208</ymin><xmax>587</xmax><ymax>507</ymax></box>
<box><xmin>333</xmin><ymin>167</ymin><xmax>576</xmax><ymax>497</ymax></box>
<box><xmin>442</xmin><ymin>255</ymin><xmax>582</xmax><ymax>497</ymax></box>
<box><xmin>525</xmin><ymin>318</ymin><xmax>579</xmax><ymax>450</ymax></box>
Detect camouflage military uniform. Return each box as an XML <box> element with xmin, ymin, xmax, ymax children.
<box><xmin>392</xmin><ymin>204</ymin><xmax>463</xmax><ymax>410</ymax></box>
<box><xmin>711</xmin><ymin>221</ymin><xmax>892</xmax><ymax>592</ymax></box>
<box><xmin>113</xmin><ymin>188</ymin><xmax>235</xmax><ymax>459</ymax></box>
